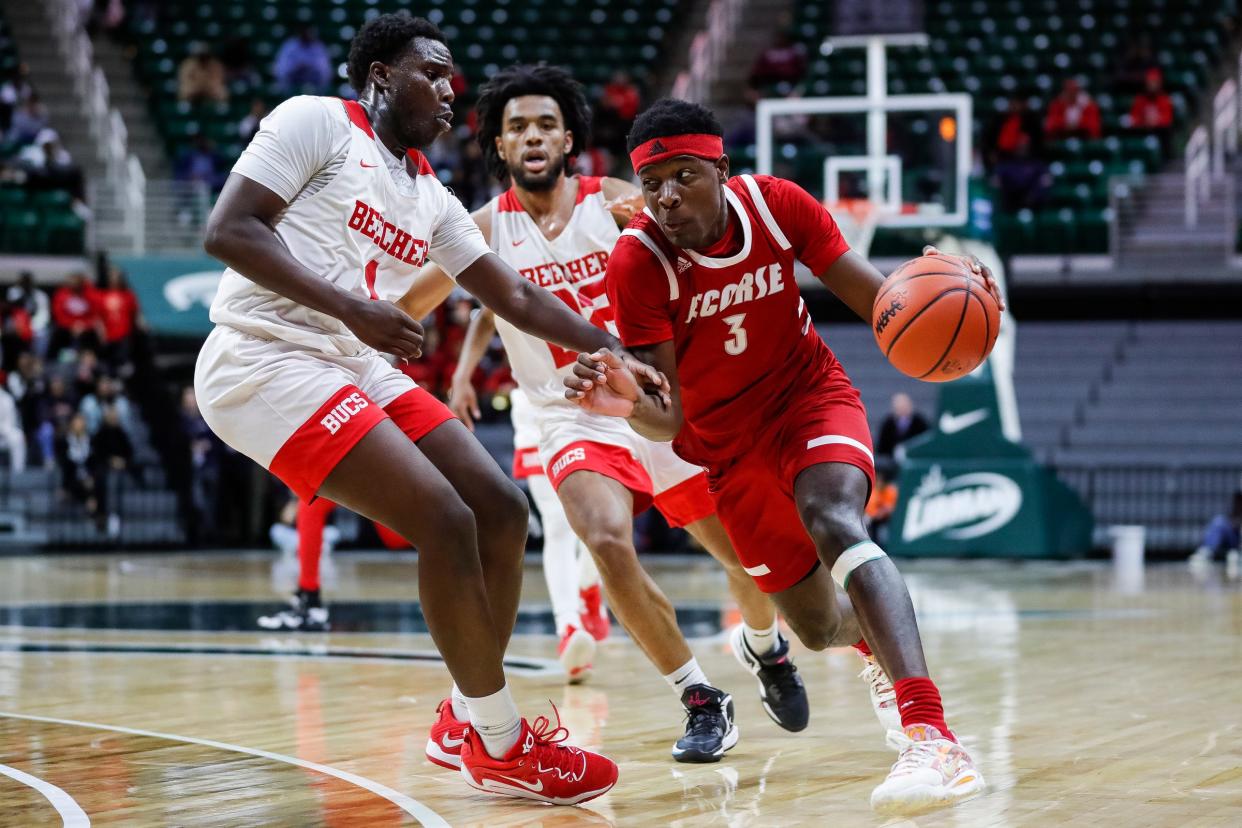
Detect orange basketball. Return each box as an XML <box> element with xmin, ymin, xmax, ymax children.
<box><xmin>871</xmin><ymin>253</ymin><xmax>1001</xmax><ymax>381</ymax></box>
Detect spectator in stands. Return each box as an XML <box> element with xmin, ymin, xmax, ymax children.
<box><xmin>7</xmin><ymin>272</ymin><xmax>51</xmax><ymax>357</ymax></box>
<box><xmin>37</xmin><ymin>373</ymin><xmax>77</xmax><ymax>462</ymax></box>
<box><xmin>1044</xmin><ymin>78</ymin><xmax>1102</xmax><ymax>141</ymax></box>
<box><xmin>177</xmin><ymin>42</ymin><xmax>229</xmax><ymax>105</ymax></box>
<box><xmin>876</xmin><ymin>392</ymin><xmax>929</xmax><ymax>461</ymax></box>
<box><xmin>866</xmin><ymin>462</ymin><xmax>898</xmax><ymax>544</ymax></box>
<box><xmin>1114</xmin><ymin>33</ymin><xmax>1160</xmax><ymax>95</ymax></box>
<box><xmin>0</xmin><ymin>386</ymin><xmax>25</xmax><ymax>472</ymax></box>
<box><xmin>594</xmin><ymin>71</ymin><xmax>641</xmax><ymax>157</ymax></box>
<box><xmin>1128</xmin><ymin>68</ymin><xmax>1174</xmax><ymax>160</ymax></box>
<box><xmin>238</xmin><ymin>97</ymin><xmax>269</xmax><ymax>143</ymax></box>
<box><xmin>80</xmin><ymin>375</ymin><xmax>133</xmax><ymax>435</ymax></box>
<box><xmin>992</xmin><ymin>134</ymin><xmax>1052</xmax><ymax>212</ymax></box>
<box><xmin>56</xmin><ymin>412</ymin><xmax>99</xmax><ymax>519</ymax></box>
<box><xmin>18</xmin><ymin>129</ymin><xmax>87</xmax><ymax>207</ymax></box>
<box><xmin>7</xmin><ymin>352</ymin><xmax>44</xmax><ymax>459</ymax></box>
<box><xmin>72</xmin><ymin>349</ymin><xmax>99</xmax><ymax>401</ymax></box>
<box><xmin>748</xmin><ymin>30</ymin><xmax>807</xmax><ymax>97</ymax></box>
<box><xmin>180</xmin><ymin>386</ymin><xmax>220</xmax><ymax>537</ymax></box>
<box><xmin>92</xmin><ymin>404</ymin><xmax>134</xmax><ymax>535</ymax></box>
<box><xmin>50</xmin><ymin>272</ymin><xmax>103</xmax><ymax>358</ymax></box>
<box><xmin>0</xmin><ymin>64</ymin><xmax>35</xmax><ymax>133</ymax></box>
<box><xmin>7</xmin><ymin>93</ymin><xmax>48</xmax><ymax>145</ymax></box>
<box><xmin>174</xmin><ymin>134</ymin><xmax>224</xmax><ymax>192</ymax></box>
<box><xmin>1189</xmin><ymin>490</ymin><xmax>1242</xmax><ymax>569</ymax></box>
<box><xmin>987</xmin><ymin>97</ymin><xmax>1043</xmax><ymax>170</ymax></box>
<box><xmin>0</xmin><ymin>297</ymin><xmax>32</xmax><ymax>373</ymax></box>
<box><xmin>273</xmin><ymin>25</ymin><xmax>333</xmax><ymax>92</ymax></box>
<box><xmin>97</xmin><ymin>266</ymin><xmax>141</xmax><ymax>369</ymax></box>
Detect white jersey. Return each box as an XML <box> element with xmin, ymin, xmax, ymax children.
<box><xmin>210</xmin><ymin>96</ymin><xmax>490</xmax><ymax>356</ymax></box>
<box><xmin>488</xmin><ymin>177</ymin><xmax>621</xmax><ymax>407</ymax></box>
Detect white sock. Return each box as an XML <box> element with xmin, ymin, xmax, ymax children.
<box><xmin>450</xmin><ymin>684</ymin><xmax>469</xmax><ymax>721</ymax></box>
<box><xmin>742</xmin><ymin>618</ymin><xmax>780</xmax><ymax>658</ymax></box>
<box><xmin>663</xmin><ymin>657</ymin><xmax>710</xmax><ymax>697</ymax></box>
<box><xmin>464</xmin><ymin>684</ymin><xmax>522</xmax><ymax>759</ymax></box>
<box><xmin>529</xmin><ymin>475</ymin><xmax>582</xmax><ymax>635</ymax></box>
<box><xmin>577</xmin><ymin>539</ymin><xmax>601</xmax><ymax>589</ymax></box>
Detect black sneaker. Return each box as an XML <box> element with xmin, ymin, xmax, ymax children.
<box><xmin>257</xmin><ymin>589</ymin><xmax>330</xmax><ymax>632</ymax></box>
<box><xmin>729</xmin><ymin>625</ymin><xmax>809</xmax><ymax>732</ymax></box>
<box><xmin>672</xmin><ymin>684</ymin><xmax>739</xmax><ymax>763</ymax></box>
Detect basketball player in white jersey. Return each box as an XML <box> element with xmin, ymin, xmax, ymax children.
<box><xmin>193</xmin><ymin>14</ymin><xmax>638</xmax><ymax>804</ymax></box>
<box><xmin>397</xmin><ymin>64</ymin><xmax>815</xmax><ymax>763</ymax></box>
<box><xmin>450</xmin><ymin>322</ymin><xmax>610</xmax><ymax>682</ymax></box>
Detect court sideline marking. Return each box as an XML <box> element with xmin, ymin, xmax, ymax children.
<box><xmin>0</xmin><ymin>711</ymin><xmax>448</xmax><ymax>827</ymax></box>
<box><xmin>0</xmin><ymin>761</ymin><xmax>90</xmax><ymax>826</ymax></box>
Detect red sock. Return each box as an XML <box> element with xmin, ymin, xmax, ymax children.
<box><xmin>853</xmin><ymin>639</ymin><xmax>872</xmax><ymax>657</ymax></box>
<box><xmin>893</xmin><ymin>676</ymin><xmax>955</xmax><ymax>741</ymax></box>
<box><xmin>297</xmin><ymin>497</ymin><xmax>337</xmax><ymax>592</ymax></box>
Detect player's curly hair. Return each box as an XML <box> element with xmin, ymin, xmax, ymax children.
<box><xmin>347</xmin><ymin>11</ymin><xmax>447</xmax><ymax>93</ymax></box>
<box><xmin>476</xmin><ymin>63</ymin><xmax>592</xmax><ymax>181</ymax></box>
<box><xmin>626</xmin><ymin>99</ymin><xmax>724</xmax><ymax>152</ymax></box>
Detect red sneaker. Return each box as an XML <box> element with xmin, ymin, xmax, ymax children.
<box><xmin>425</xmin><ymin>698</ymin><xmax>468</xmax><ymax>770</ymax></box>
<box><xmin>579</xmin><ymin>584</ymin><xmax>610</xmax><ymax>641</ymax></box>
<box><xmin>459</xmin><ymin>707</ymin><xmax>619</xmax><ymax>805</ymax></box>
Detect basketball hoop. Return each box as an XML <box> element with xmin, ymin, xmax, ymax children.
<box><xmin>828</xmin><ymin>198</ymin><xmax>882</xmax><ymax>258</ymax></box>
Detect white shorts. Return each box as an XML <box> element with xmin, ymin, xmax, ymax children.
<box><xmin>194</xmin><ymin>325</ymin><xmax>454</xmax><ymax>500</ymax></box>
<box><xmin>509</xmin><ymin>388</ymin><xmax>544</xmax><ymax>480</ymax></box>
<box><xmin>534</xmin><ymin>403</ymin><xmax>715</xmax><ymax>527</ymax></box>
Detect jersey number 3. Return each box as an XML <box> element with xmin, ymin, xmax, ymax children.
<box><xmin>722</xmin><ymin>313</ymin><xmax>748</xmax><ymax>356</ymax></box>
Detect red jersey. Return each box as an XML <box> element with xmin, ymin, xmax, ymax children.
<box><xmin>608</xmin><ymin>174</ymin><xmax>852</xmax><ymax>466</ymax></box>
<box><xmin>98</xmin><ymin>287</ymin><xmax>139</xmax><ymax>342</ymax></box>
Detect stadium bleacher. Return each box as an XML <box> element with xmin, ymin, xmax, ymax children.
<box><xmin>126</xmin><ymin>0</ymin><xmax>688</xmax><ymax>172</ymax></box>
<box><xmin>776</xmin><ymin>0</ymin><xmax>1237</xmax><ymax>255</ymax></box>
<box><xmin>0</xmin><ymin>8</ymin><xmax>87</xmax><ymax>254</ymax></box>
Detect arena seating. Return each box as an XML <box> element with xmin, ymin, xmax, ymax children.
<box><xmin>0</xmin><ymin>10</ymin><xmax>87</xmax><ymax>254</ymax></box>
<box><xmin>778</xmin><ymin>0</ymin><xmax>1236</xmax><ymax>255</ymax></box>
<box><xmin>126</xmin><ymin>0</ymin><xmax>688</xmax><ymax>170</ymax></box>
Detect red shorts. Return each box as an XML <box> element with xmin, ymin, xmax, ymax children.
<box><xmin>270</xmin><ymin>386</ymin><xmax>455</xmax><ymax>502</ymax></box>
<box><xmin>708</xmin><ymin>389</ymin><xmax>875</xmax><ymax>593</ymax></box>
<box><xmin>545</xmin><ymin>440</ymin><xmax>716</xmax><ymax>528</ymax></box>
<box><xmin>511</xmin><ymin>446</ymin><xmax>545</xmax><ymax>480</ymax></box>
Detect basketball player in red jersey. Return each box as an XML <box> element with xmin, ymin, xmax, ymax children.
<box><xmin>196</xmin><ymin>13</ymin><xmax>640</xmax><ymax>804</ymax></box>
<box><xmin>566</xmin><ymin>99</ymin><xmax>1003</xmax><ymax>815</ymax></box>
<box><xmin>398</xmin><ymin>65</ymin><xmax>812</xmax><ymax>763</ymax></box>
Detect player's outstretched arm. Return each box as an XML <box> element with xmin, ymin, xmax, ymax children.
<box><xmin>565</xmin><ymin>342</ymin><xmax>682</xmax><ymax>442</ymax></box>
<box><xmin>446</xmin><ymin>307</ymin><xmax>496</xmax><ymax>431</ymax></box>
<box><xmin>204</xmin><ymin>174</ymin><xmax>425</xmax><ymax>360</ymax></box>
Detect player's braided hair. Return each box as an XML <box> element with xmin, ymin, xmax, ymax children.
<box><xmin>476</xmin><ymin>63</ymin><xmax>592</xmax><ymax>182</ymax></box>
<box><xmin>627</xmin><ymin>99</ymin><xmax>724</xmax><ymax>153</ymax></box>
<box><xmin>347</xmin><ymin>11</ymin><xmax>447</xmax><ymax>93</ymax></box>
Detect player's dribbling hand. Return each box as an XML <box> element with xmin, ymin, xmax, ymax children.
<box><xmin>341</xmin><ymin>297</ymin><xmax>425</xmax><ymax>360</ymax></box>
<box><xmin>565</xmin><ymin>349</ymin><xmax>670</xmax><ymax>418</ymax></box>
<box><xmin>922</xmin><ymin>244</ymin><xmax>1007</xmax><ymax>311</ymax></box>
<box><xmin>448</xmin><ymin>375</ymin><xmax>481</xmax><ymax>431</ymax></box>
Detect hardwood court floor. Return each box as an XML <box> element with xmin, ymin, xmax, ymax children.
<box><xmin>0</xmin><ymin>552</ymin><xmax>1239</xmax><ymax>826</ymax></box>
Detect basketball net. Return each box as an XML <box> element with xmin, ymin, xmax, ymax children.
<box><xmin>827</xmin><ymin>198</ymin><xmax>881</xmax><ymax>258</ymax></box>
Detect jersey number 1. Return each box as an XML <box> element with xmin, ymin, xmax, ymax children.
<box><xmin>723</xmin><ymin>313</ymin><xmax>747</xmax><ymax>356</ymax></box>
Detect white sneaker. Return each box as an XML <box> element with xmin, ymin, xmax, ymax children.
<box><xmin>871</xmin><ymin>724</ymin><xmax>985</xmax><ymax>815</ymax></box>
<box><xmin>858</xmin><ymin>653</ymin><xmax>902</xmax><ymax>734</ymax></box>
<box><xmin>1226</xmin><ymin>549</ymin><xmax>1240</xmax><ymax>579</ymax></box>
<box><xmin>1188</xmin><ymin>547</ymin><xmax>1214</xmax><ymax>568</ymax></box>
<box><xmin>558</xmin><ymin>626</ymin><xmax>595</xmax><ymax>685</ymax></box>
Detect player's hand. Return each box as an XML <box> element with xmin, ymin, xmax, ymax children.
<box><xmin>617</xmin><ymin>349</ymin><xmax>671</xmax><ymax>399</ymax></box>
<box><xmin>448</xmin><ymin>374</ymin><xmax>481</xmax><ymax>431</ymax></box>
<box><xmin>923</xmin><ymin>245</ymin><xmax>1006</xmax><ymax>311</ymax></box>
<box><xmin>604</xmin><ymin>192</ymin><xmax>644</xmax><ymax>226</ymax></box>
<box><xmin>340</xmin><ymin>297</ymin><xmax>425</xmax><ymax>360</ymax></box>
<box><xmin>565</xmin><ymin>348</ymin><xmax>667</xmax><ymax>418</ymax></box>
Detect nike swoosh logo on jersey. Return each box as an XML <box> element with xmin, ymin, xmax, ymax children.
<box><xmin>480</xmin><ymin>775</ymin><xmax>544</xmax><ymax>793</ymax></box>
<box><xmin>440</xmin><ymin>733</ymin><xmax>465</xmax><ymax>748</ymax></box>
<box><xmin>511</xmin><ymin>237</ymin><xmax>526</xmax><ymax>247</ymax></box>
<box><xmin>360</xmin><ymin>160</ymin><xmax>378</xmax><ymax>168</ymax></box>
<box><xmin>938</xmin><ymin>408</ymin><xmax>989</xmax><ymax>434</ymax></box>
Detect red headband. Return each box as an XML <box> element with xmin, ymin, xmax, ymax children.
<box><xmin>630</xmin><ymin>134</ymin><xmax>724</xmax><ymax>173</ymax></box>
